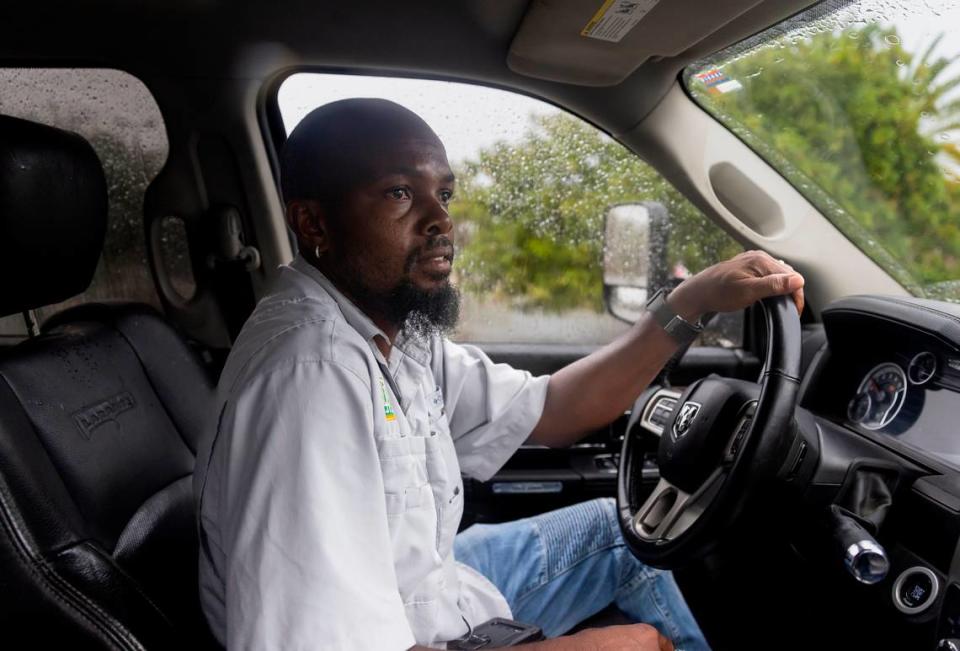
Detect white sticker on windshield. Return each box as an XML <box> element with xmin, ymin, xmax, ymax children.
<box><xmin>694</xmin><ymin>69</ymin><xmax>744</xmax><ymax>95</ymax></box>
<box><xmin>581</xmin><ymin>0</ymin><xmax>661</xmax><ymax>43</ymax></box>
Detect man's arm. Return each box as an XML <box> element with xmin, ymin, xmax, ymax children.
<box><xmin>530</xmin><ymin>251</ymin><xmax>804</xmax><ymax>447</ymax></box>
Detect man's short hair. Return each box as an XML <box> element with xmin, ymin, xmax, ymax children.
<box><xmin>280</xmin><ymin>97</ymin><xmax>439</xmax><ymax>210</ymax></box>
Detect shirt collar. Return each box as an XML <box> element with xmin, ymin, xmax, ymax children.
<box><xmin>290</xmin><ymin>255</ymin><xmax>388</xmax><ymax>345</ymax></box>
<box><xmin>289</xmin><ymin>255</ymin><xmax>431</xmax><ymax>366</ymax></box>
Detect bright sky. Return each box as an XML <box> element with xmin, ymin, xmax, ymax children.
<box><xmin>278</xmin><ymin>75</ymin><xmax>559</xmax><ymax>165</ymax></box>
<box><xmin>278</xmin><ymin>0</ymin><xmax>959</xmax><ymax>164</ymax></box>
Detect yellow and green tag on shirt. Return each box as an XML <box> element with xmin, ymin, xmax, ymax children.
<box><xmin>378</xmin><ymin>375</ymin><xmax>397</xmax><ymax>422</ymax></box>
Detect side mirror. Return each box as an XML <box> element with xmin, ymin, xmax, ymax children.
<box><xmin>602</xmin><ymin>202</ymin><xmax>670</xmax><ymax>323</ymax></box>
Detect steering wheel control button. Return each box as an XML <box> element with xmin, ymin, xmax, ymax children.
<box><xmin>725</xmin><ymin>404</ymin><xmax>756</xmax><ymax>462</ymax></box>
<box><xmin>893</xmin><ymin>567</ymin><xmax>940</xmax><ymax>615</ymax></box>
<box><xmin>639</xmin><ymin>389</ymin><xmax>681</xmax><ymax>436</ymax></box>
<box><xmin>843</xmin><ymin>540</ymin><xmax>889</xmax><ymax>585</ymax></box>
<box><xmin>650</xmin><ymin>401</ymin><xmax>676</xmax><ymax>429</ymax></box>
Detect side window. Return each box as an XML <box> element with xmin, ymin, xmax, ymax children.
<box><xmin>0</xmin><ymin>68</ymin><xmax>169</xmax><ymax>336</ymax></box>
<box><xmin>277</xmin><ymin>74</ymin><xmax>742</xmax><ymax>347</ymax></box>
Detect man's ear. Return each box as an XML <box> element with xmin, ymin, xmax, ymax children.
<box><xmin>287</xmin><ymin>199</ymin><xmax>330</xmax><ymax>256</ymax></box>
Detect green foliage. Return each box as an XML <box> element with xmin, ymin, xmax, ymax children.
<box><xmin>451</xmin><ymin>114</ymin><xmax>740</xmax><ymax>311</ymax></box>
<box><xmin>689</xmin><ymin>25</ymin><xmax>960</xmax><ymax>295</ymax></box>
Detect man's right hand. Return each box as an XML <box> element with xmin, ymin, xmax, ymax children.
<box><xmin>414</xmin><ymin>623</ymin><xmax>675</xmax><ymax>651</ymax></box>
<box><xmin>561</xmin><ymin>624</ymin><xmax>675</xmax><ymax>651</ymax></box>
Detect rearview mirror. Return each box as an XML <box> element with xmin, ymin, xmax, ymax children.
<box><xmin>602</xmin><ymin>202</ymin><xmax>670</xmax><ymax>323</ymax></box>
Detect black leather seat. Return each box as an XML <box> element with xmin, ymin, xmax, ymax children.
<box><xmin>0</xmin><ymin>115</ymin><xmax>217</xmax><ymax>648</ymax></box>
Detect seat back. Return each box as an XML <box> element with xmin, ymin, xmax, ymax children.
<box><xmin>0</xmin><ymin>115</ymin><xmax>216</xmax><ymax>648</ymax></box>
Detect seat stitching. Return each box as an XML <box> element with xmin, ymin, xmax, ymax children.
<box><xmin>110</xmin><ymin>317</ymin><xmax>199</xmax><ymax>456</ymax></box>
<box><xmin>0</xmin><ymin>476</ymin><xmax>145</xmax><ymax>650</ymax></box>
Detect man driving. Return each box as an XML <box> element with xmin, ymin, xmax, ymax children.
<box><xmin>194</xmin><ymin>98</ymin><xmax>804</xmax><ymax>650</ymax></box>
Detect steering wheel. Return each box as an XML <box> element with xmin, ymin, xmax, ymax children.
<box><xmin>617</xmin><ymin>295</ymin><xmax>801</xmax><ymax>568</ymax></box>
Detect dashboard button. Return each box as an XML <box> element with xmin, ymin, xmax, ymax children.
<box><xmin>893</xmin><ymin>566</ymin><xmax>940</xmax><ymax>615</ymax></box>
<box><xmin>901</xmin><ymin>572</ymin><xmax>933</xmax><ymax>608</ymax></box>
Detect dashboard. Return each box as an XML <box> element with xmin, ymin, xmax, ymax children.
<box><xmin>802</xmin><ymin>296</ymin><xmax>960</xmax><ymax>471</ymax></box>
<box><xmin>796</xmin><ymin>295</ymin><xmax>960</xmax><ymax>650</ymax></box>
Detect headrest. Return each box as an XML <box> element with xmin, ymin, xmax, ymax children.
<box><xmin>0</xmin><ymin>115</ymin><xmax>107</xmax><ymax>318</ymax></box>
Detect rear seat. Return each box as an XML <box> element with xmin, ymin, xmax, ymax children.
<box><xmin>0</xmin><ymin>114</ymin><xmax>217</xmax><ymax>648</ymax></box>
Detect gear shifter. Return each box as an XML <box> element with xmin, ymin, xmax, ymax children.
<box><xmin>827</xmin><ymin>504</ymin><xmax>889</xmax><ymax>584</ymax></box>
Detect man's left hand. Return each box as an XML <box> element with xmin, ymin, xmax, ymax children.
<box><xmin>667</xmin><ymin>250</ymin><xmax>805</xmax><ymax>321</ymax></box>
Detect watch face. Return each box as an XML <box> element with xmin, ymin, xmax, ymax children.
<box><xmin>665</xmin><ymin>318</ymin><xmax>701</xmax><ymax>346</ymax></box>
<box><xmin>645</xmin><ymin>289</ymin><xmax>702</xmax><ymax>344</ymax></box>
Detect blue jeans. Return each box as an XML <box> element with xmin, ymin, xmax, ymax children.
<box><xmin>454</xmin><ymin>498</ymin><xmax>710</xmax><ymax>651</ymax></box>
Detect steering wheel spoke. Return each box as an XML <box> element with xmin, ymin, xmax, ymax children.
<box><xmin>632</xmin><ymin>468</ymin><xmax>726</xmax><ymax>543</ymax></box>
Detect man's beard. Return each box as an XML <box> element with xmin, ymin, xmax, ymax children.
<box><xmin>387</xmin><ymin>278</ymin><xmax>461</xmax><ymax>341</ymax></box>
<box><xmin>336</xmin><ymin>235</ymin><xmax>461</xmax><ymax>340</ymax></box>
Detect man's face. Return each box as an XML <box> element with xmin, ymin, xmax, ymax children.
<box><xmin>321</xmin><ymin>136</ymin><xmax>459</xmax><ymax>334</ymax></box>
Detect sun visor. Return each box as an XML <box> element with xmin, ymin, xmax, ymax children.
<box><xmin>507</xmin><ymin>0</ymin><xmax>765</xmax><ymax>86</ymax></box>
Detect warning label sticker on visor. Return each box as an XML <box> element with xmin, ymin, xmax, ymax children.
<box><xmin>581</xmin><ymin>0</ymin><xmax>661</xmax><ymax>43</ymax></box>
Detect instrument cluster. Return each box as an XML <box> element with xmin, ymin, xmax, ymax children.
<box><xmin>846</xmin><ymin>352</ymin><xmax>938</xmax><ymax>431</ymax></box>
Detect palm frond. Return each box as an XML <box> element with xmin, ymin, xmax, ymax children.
<box><xmin>912</xmin><ymin>34</ymin><xmax>945</xmax><ymax>78</ymax></box>
<box><xmin>936</xmin><ymin>98</ymin><xmax>960</xmax><ymax>120</ymax></box>
<box><xmin>918</xmin><ymin>58</ymin><xmax>951</xmax><ymax>87</ymax></box>
<box><xmin>931</xmin><ymin>74</ymin><xmax>960</xmax><ymax>103</ymax></box>
<box><xmin>940</xmin><ymin>142</ymin><xmax>960</xmax><ymax>166</ymax></box>
<box><xmin>934</xmin><ymin>120</ymin><xmax>960</xmax><ymax>136</ymax></box>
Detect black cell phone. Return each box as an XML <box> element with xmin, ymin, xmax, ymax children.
<box><xmin>447</xmin><ymin>617</ymin><xmax>545</xmax><ymax>649</ymax></box>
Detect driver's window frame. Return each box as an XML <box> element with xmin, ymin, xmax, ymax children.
<box><xmin>258</xmin><ymin>68</ymin><xmax>748</xmax><ymax>351</ymax></box>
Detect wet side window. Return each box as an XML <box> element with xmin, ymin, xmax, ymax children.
<box><xmin>0</xmin><ymin>69</ymin><xmax>169</xmax><ymax>323</ymax></box>
<box><xmin>278</xmin><ymin>74</ymin><xmax>743</xmax><ymax>347</ymax></box>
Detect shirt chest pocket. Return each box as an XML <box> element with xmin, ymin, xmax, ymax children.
<box><xmin>378</xmin><ymin>435</ymin><xmax>446</xmax><ymax>514</ymax></box>
<box><xmin>379</xmin><ymin>434</ymin><xmax>449</xmax><ymax>589</ymax></box>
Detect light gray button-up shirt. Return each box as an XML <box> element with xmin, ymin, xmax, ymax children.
<box><xmin>194</xmin><ymin>256</ymin><xmax>550</xmax><ymax>649</ymax></box>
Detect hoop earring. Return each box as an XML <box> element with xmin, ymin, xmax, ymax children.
<box><xmin>315</xmin><ymin>245</ymin><xmax>322</xmax><ymax>259</ymax></box>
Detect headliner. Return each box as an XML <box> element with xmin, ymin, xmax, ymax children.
<box><xmin>0</xmin><ymin>0</ymin><xmax>823</xmax><ymax>134</ymax></box>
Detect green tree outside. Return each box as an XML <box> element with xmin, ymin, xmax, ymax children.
<box><xmin>451</xmin><ymin>114</ymin><xmax>740</xmax><ymax>312</ymax></box>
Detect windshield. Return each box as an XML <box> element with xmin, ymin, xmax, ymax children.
<box><xmin>685</xmin><ymin>0</ymin><xmax>960</xmax><ymax>301</ymax></box>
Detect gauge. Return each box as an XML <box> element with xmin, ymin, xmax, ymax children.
<box><xmin>847</xmin><ymin>393</ymin><xmax>871</xmax><ymax>424</ymax></box>
<box><xmin>848</xmin><ymin>362</ymin><xmax>907</xmax><ymax>430</ymax></box>
<box><xmin>907</xmin><ymin>351</ymin><xmax>937</xmax><ymax>386</ymax></box>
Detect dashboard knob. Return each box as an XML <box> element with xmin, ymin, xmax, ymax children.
<box><xmin>844</xmin><ymin>539</ymin><xmax>889</xmax><ymax>585</ymax></box>
<box><xmin>828</xmin><ymin>505</ymin><xmax>889</xmax><ymax>584</ymax></box>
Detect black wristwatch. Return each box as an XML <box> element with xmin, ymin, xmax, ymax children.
<box><xmin>645</xmin><ymin>288</ymin><xmax>703</xmax><ymax>346</ymax></box>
